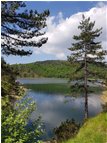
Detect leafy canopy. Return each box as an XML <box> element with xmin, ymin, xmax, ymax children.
<box><xmin>2</xmin><ymin>97</ymin><xmax>43</xmax><ymax>143</ymax></box>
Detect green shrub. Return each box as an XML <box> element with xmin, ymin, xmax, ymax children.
<box><xmin>102</xmin><ymin>103</ymin><xmax>107</xmax><ymax>112</ymax></box>
<box><xmin>1</xmin><ymin>97</ymin><xmax>43</xmax><ymax>143</ymax></box>
<box><xmin>54</xmin><ymin>119</ymin><xmax>80</xmax><ymax>142</ymax></box>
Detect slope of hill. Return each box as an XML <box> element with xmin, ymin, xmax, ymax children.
<box><xmin>12</xmin><ymin>60</ymin><xmax>107</xmax><ymax>79</ymax></box>
<box><xmin>63</xmin><ymin>113</ymin><xmax>107</xmax><ymax>143</ymax></box>
<box><xmin>12</xmin><ymin>60</ymin><xmax>72</xmax><ymax>78</ymax></box>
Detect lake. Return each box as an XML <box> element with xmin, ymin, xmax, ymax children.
<box><xmin>18</xmin><ymin>78</ymin><xmax>102</xmax><ymax>140</ymax></box>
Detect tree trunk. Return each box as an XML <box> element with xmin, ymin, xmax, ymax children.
<box><xmin>84</xmin><ymin>83</ymin><xmax>88</xmax><ymax>120</ymax></box>
<box><xmin>84</xmin><ymin>47</ymin><xmax>88</xmax><ymax>120</ymax></box>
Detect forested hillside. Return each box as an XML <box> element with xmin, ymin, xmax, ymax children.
<box><xmin>12</xmin><ymin>60</ymin><xmax>71</xmax><ymax>78</ymax></box>
<box><xmin>12</xmin><ymin>60</ymin><xmax>107</xmax><ymax>80</ymax></box>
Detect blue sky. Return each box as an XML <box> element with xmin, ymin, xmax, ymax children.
<box><xmin>25</xmin><ymin>1</ymin><xmax>97</xmax><ymax>17</ymax></box>
<box><xmin>3</xmin><ymin>1</ymin><xmax>107</xmax><ymax>64</ymax></box>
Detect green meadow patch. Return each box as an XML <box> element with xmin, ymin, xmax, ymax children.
<box><xmin>63</xmin><ymin>113</ymin><xmax>107</xmax><ymax>143</ymax></box>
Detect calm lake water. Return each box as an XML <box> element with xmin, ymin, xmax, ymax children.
<box><xmin>18</xmin><ymin>78</ymin><xmax>102</xmax><ymax>140</ymax></box>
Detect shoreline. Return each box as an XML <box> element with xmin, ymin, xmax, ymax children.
<box><xmin>100</xmin><ymin>89</ymin><xmax>107</xmax><ymax>104</ymax></box>
<box><xmin>18</xmin><ymin>78</ymin><xmax>107</xmax><ymax>104</ymax></box>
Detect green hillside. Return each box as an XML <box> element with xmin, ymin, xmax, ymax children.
<box><xmin>63</xmin><ymin>113</ymin><xmax>107</xmax><ymax>143</ymax></box>
<box><xmin>12</xmin><ymin>60</ymin><xmax>107</xmax><ymax>79</ymax></box>
<box><xmin>12</xmin><ymin>60</ymin><xmax>72</xmax><ymax>78</ymax></box>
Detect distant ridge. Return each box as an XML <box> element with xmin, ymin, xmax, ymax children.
<box><xmin>12</xmin><ymin>60</ymin><xmax>107</xmax><ymax>79</ymax></box>
<box><xmin>12</xmin><ymin>60</ymin><xmax>71</xmax><ymax>78</ymax></box>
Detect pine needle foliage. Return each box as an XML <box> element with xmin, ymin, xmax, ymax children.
<box><xmin>68</xmin><ymin>15</ymin><xmax>107</xmax><ymax>119</ymax></box>
<box><xmin>1</xmin><ymin>1</ymin><xmax>49</xmax><ymax>56</ymax></box>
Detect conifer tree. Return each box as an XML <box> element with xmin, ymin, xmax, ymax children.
<box><xmin>1</xmin><ymin>2</ymin><xmax>49</xmax><ymax>142</ymax></box>
<box><xmin>1</xmin><ymin>1</ymin><xmax>49</xmax><ymax>56</ymax></box>
<box><xmin>68</xmin><ymin>15</ymin><xmax>107</xmax><ymax>119</ymax></box>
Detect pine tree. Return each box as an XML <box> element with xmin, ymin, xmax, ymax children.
<box><xmin>1</xmin><ymin>1</ymin><xmax>49</xmax><ymax>56</ymax></box>
<box><xmin>68</xmin><ymin>15</ymin><xmax>107</xmax><ymax>119</ymax></box>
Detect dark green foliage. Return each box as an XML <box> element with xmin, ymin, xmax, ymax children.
<box><xmin>54</xmin><ymin>119</ymin><xmax>80</xmax><ymax>142</ymax></box>
<box><xmin>1</xmin><ymin>1</ymin><xmax>49</xmax><ymax>56</ymax></box>
<box><xmin>1</xmin><ymin>57</ymin><xmax>22</xmax><ymax>104</ymax></box>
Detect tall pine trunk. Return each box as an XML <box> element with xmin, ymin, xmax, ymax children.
<box><xmin>84</xmin><ymin>46</ymin><xmax>88</xmax><ymax>120</ymax></box>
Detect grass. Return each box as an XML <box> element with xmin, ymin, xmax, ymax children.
<box><xmin>63</xmin><ymin>113</ymin><xmax>107</xmax><ymax>143</ymax></box>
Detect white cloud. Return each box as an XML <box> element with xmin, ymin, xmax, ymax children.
<box><xmin>33</xmin><ymin>4</ymin><xmax>107</xmax><ymax>60</ymax></box>
<box><xmin>96</xmin><ymin>1</ymin><xmax>107</xmax><ymax>8</ymax></box>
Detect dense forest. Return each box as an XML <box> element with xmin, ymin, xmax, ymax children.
<box><xmin>12</xmin><ymin>60</ymin><xmax>107</xmax><ymax>81</ymax></box>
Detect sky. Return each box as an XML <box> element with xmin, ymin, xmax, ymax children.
<box><xmin>3</xmin><ymin>1</ymin><xmax>107</xmax><ymax>64</ymax></box>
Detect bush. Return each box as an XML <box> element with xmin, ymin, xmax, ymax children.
<box><xmin>102</xmin><ymin>103</ymin><xmax>107</xmax><ymax>112</ymax></box>
<box><xmin>54</xmin><ymin>119</ymin><xmax>80</xmax><ymax>142</ymax></box>
<box><xmin>1</xmin><ymin>97</ymin><xmax>43</xmax><ymax>143</ymax></box>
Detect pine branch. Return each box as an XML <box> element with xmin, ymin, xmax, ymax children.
<box><xmin>1</xmin><ymin>43</ymin><xmax>32</xmax><ymax>56</ymax></box>
<box><xmin>1</xmin><ymin>1</ymin><xmax>49</xmax><ymax>56</ymax></box>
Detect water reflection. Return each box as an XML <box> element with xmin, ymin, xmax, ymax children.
<box><xmin>18</xmin><ymin>78</ymin><xmax>68</xmax><ymax>84</ymax></box>
<box><xmin>25</xmin><ymin>90</ymin><xmax>102</xmax><ymax>139</ymax></box>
